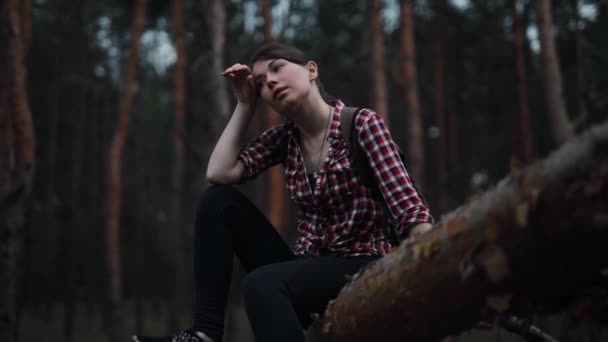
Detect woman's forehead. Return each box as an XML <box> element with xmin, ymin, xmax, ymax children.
<box><xmin>252</xmin><ymin>58</ymin><xmax>280</xmax><ymax>75</ymax></box>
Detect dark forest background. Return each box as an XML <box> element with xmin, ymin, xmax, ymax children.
<box><xmin>6</xmin><ymin>0</ymin><xmax>608</xmax><ymax>341</ymax></box>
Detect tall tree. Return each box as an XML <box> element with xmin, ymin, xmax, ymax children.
<box><xmin>432</xmin><ymin>0</ymin><xmax>449</xmax><ymax>212</ymax></box>
<box><xmin>370</xmin><ymin>0</ymin><xmax>390</xmax><ymax>126</ymax></box>
<box><xmin>570</xmin><ymin>0</ymin><xmax>588</xmax><ymax>128</ymax></box>
<box><xmin>201</xmin><ymin>0</ymin><xmax>230</xmax><ymax>123</ymax></box>
<box><xmin>509</xmin><ymin>0</ymin><xmax>535</xmax><ymax>162</ymax></box>
<box><xmin>167</xmin><ymin>0</ymin><xmax>188</xmax><ymax>332</ymax></box>
<box><xmin>0</xmin><ymin>1</ymin><xmax>35</xmax><ymax>342</ymax></box>
<box><xmin>400</xmin><ymin>0</ymin><xmax>425</xmax><ymax>188</ymax></box>
<box><xmin>534</xmin><ymin>0</ymin><xmax>572</xmax><ymax>145</ymax></box>
<box><xmin>260</xmin><ymin>0</ymin><xmax>288</xmax><ymax>236</ymax></box>
<box><xmin>64</xmin><ymin>3</ymin><xmax>91</xmax><ymax>341</ymax></box>
<box><xmin>105</xmin><ymin>0</ymin><xmax>147</xmax><ymax>341</ymax></box>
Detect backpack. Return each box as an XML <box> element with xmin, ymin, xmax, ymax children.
<box><xmin>340</xmin><ymin>107</ymin><xmax>426</xmax><ymax>247</ymax></box>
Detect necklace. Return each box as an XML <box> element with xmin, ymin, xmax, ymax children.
<box><xmin>310</xmin><ymin>105</ymin><xmax>333</xmax><ymax>174</ymax></box>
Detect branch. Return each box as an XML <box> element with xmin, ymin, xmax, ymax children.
<box><xmin>321</xmin><ymin>120</ymin><xmax>608</xmax><ymax>342</ymax></box>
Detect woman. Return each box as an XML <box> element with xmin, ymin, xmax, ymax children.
<box><xmin>133</xmin><ymin>43</ymin><xmax>433</xmax><ymax>342</ymax></box>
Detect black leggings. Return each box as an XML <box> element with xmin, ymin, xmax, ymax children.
<box><xmin>193</xmin><ymin>184</ymin><xmax>378</xmax><ymax>342</ymax></box>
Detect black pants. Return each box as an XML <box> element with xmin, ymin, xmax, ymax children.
<box><xmin>193</xmin><ymin>184</ymin><xmax>378</xmax><ymax>342</ymax></box>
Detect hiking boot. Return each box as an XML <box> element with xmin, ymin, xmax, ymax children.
<box><xmin>131</xmin><ymin>329</ymin><xmax>214</xmax><ymax>342</ymax></box>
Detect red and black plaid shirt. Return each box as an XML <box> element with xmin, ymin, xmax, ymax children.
<box><xmin>238</xmin><ymin>100</ymin><xmax>433</xmax><ymax>256</ymax></box>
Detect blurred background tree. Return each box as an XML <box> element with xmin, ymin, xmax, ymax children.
<box><xmin>7</xmin><ymin>0</ymin><xmax>608</xmax><ymax>341</ymax></box>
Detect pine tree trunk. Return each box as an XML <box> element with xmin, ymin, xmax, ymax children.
<box><xmin>322</xmin><ymin>121</ymin><xmax>608</xmax><ymax>342</ymax></box>
<box><xmin>570</xmin><ymin>0</ymin><xmax>588</xmax><ymax>128</ymax></box>
<box><xmin>0</xmin><ymin>1</ymin><xmax>35</xmax><ymax>342</ymax></box>
<box><xmin>260</xmin><ymin>0</ymin><xmax>288</xmax><ymax>235</ymax></box>
<box><xmin>65</xmin><ymin>3</ymin><xmax>90</xmax><ymax>340</ymax></box>
<box><xmin>533</xmin><ymin>0</ymin><xmax>572</xmax><ymax>145</ymax></box>
<box><xmin>400</xmin><ymin>0</ymin><xmax>425</xmax><ymax>189</ymax></box>
<box><xmin>105</xmin><ymin>0</ymin><xmax>147</xmax><ymax>340</ymax></box>
<box><xmin>167</xmin><ymin>0</ymin><xmax>188</xmax><ymax>332</ymax></box>
<box><xmin>509</xmin><ymin>0</ymin><xmax>534</xmax><ymax>162</ymax></box>
<box><xmin>432</xmin><ymin>0</ymin><xmax>448</xmax><ymax>212</ymax></box>
<box><xmin>370</xmin><ymin>0</ymin><xmax>389</xmax><ymax>127</ymax></box>
<box><xmin>201</xmin><ymin>0</ymin><xmax>230</xmax><ymax>124</ymax></box>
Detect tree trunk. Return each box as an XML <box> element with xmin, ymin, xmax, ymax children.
<box><xmin>105</xmin><ymin>0</ymin><xmax>147</xmax><ymax>341</ymax></box>
<box><xmin>65</xmin><ymin>3</ymin><xmax>90</xmax><ymax>340</ymax></box>
<box><xmin>321</xmin><ymin>121</ymin><xmax>608</xmax><ymax>342</ymax></box>
<box><xmin>432</xmin><ymin>0</ymin><xmax>448</xmax><ymax>212</ymax></box>
<box><xmin>509</xmin><ymin>0</ymin><xmax>534</xmax><ymax>162</ymax></box>
<box><xmin>533</xmin><ymin>0</ymin><xmax>572</xmax><ymax>145</ymax></box>
<box><xmin>0</xmin><ymin>1</ymin><xmax>35</xmax><ymax>342</ymax></box>
<box><xmin>201</xmin><ymin>0</ymin><xmax>230</xmax><ymax>124</ymax></box>
<box><xmin>570</xmin><ymin>0</ymin><xmax>588</xmax><ymax>130</ymax></box>
<box><xmin>260</xmin><ymin>0</ymin><xmax>288</xmax><ymax>236</ymax></box>
<box><xmin>370</xmin><ymin>0</ymin><xmax>389</xmax><ymax>127</ymax></box>
<box><xmin>400</xmin><ymin>0</ymin><xmax>425</xmax><ymax>190</ymax></box>
<box><xmin>167</xmin><ymin>0</ymin><xmax>188</xmax><ymax>332</ymax></box>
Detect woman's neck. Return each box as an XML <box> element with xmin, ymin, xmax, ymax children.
<box><xmin>288</xmin><ymin>96</ymin><xmax>332</xmax><ymax>139</ymax></box>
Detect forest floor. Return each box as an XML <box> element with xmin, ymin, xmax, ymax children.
<box><xmin>18</xmin><ymin>301</ymin><xmax>607</xmax><ymax>342</ymax></box>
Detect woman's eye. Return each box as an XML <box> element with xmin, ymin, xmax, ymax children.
<box><xmin>256</xmin><ymin>80</ymin><xmax>266</xmax><ymax>89</ymax></box>
<box><xmin>272</xmin><ymin>64</ymin><xmax>283</xmax><ymax>72</ymax></box>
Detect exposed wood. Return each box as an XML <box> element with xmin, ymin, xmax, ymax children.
<box><xmin>0</xmin><ymin>1</ymin><xmax>35</xmax><ymax>341</ymax></box>
<box><xmin>260</xmin><ymin>0</ymin><xmax>288</xmax><ymax>235</ymax></box>
<box><xmin>322</xmin><ymin>121</ymin><xmax>608</xmax><ymax>342</ymax></box>
<box><xmin>509</xmin><ymin>0</ymin><xmax>535</xmax><ymax>162</ymax></box>
<box><xmin>400</xmin><ymin>0</ymin><xmax>425</xmax><ymax>189</ymax></box>
<box><xmin>534</xmin><ymin>0</ymin><xmax>572</xmax><ymax>145</ymax></box>
<box><xmin>105</xmin><ymin>0</ymin><xmax>147</xmax><ymax>341</ymax></box>
<box><xmin>370</xmin><ymin>0</ymin><xmax>389</xmax><ymax>127</ymax></box>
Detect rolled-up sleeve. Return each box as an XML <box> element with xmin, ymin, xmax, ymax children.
<box><xmin>356</xmin><ymin>109</ymin><xmax>433</xmax><ymax>238</ymax></box>
<box><xmin>238</xmin><ymin>123</ymin><xmax>289</xmax><ymax>183</ymax></box>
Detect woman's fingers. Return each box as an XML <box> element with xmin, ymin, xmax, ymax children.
<box><xmin>222</xmin><ymin>63</ymin><xmax>252</xmax><ymax>79</ymax></box>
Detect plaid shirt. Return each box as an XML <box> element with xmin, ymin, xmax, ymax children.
<box><xmin>238</xmin><ymin>100</ymin><xmax>433</xmax><ymax>256</ymax></box>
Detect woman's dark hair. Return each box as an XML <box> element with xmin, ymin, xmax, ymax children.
<box><xmin>250</xmin><ymin>43</ymin><xmax>336</xmax><ymax>104</ymax></box>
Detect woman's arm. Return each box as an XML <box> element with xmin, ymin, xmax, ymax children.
<box><xmin>206</xmin><ymin>64</ymin><xmax>258</xmax><ymax>184</ymax></box>
<box><xmin>356</xmin><ymin>109</ymin><xmax>434</xmax><ymax>238</ymax></box>
<box><xmin>206</xmin><ymin>102</ymin><xmax>253</xmax><ymax>184</ymax></box>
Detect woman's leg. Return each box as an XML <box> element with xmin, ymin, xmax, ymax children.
<box><xmin>242</xmin><ymin>256</ymin><xmax>378</xmax><ymax>342</ymax></box>
<box><xmin>193</xmin><ymin>184</ymin><xmax>294</xmax><ymax>342</ymax></box>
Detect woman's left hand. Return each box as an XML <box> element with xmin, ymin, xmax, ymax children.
<box><xmin>409</xmin><ymin>223</ymin><xmax>433</xmax><ymax>241</ymax></box>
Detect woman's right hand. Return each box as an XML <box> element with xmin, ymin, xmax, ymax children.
<box><xmin>222</xmin><ymin>63</ymin><xmax>258</xmax><ymax>108</ymax></box>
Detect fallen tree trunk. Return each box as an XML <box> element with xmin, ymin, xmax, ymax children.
<box><xmin>321</xmin><ymin>121</ymin><xmax>608</xmax><ymax>342</ymax></box>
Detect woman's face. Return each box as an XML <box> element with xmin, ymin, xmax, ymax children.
<box><xmin>252</xmin><ymin>58</ymin><xmax>317</xmax><ymax>111</ymax></box>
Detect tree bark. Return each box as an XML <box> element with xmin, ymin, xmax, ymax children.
<box><xmin>105</xmin><ymin>0</ymin><xmax>147</xmax><ymax>341</ymax></box>
<box><xmin>534</xmin><ymin>0</ymin><xmax>572</xmax><ymax>145</ymax></box>
<box><xmin>370</xmin><ymin>0</ymin><xmax>389</xmax><ymax>127</ymax></box>
<box><xmin>321</xmin><ymin>121</ymin><xmax>608</xmax><ymax>342</ymax></box>
<box><xmin>400</xmin><ymin>0</ymin><xmax>425</xmax><ymax>190</ymax></box>
<box><xmin>260</xmin><ymin>0</ymin><xmax>288</xmax><ymax>236</ymax></box>
<box><xmin>570</xmin><ymin>0</ymin><xmax>588</xmax><ymax>130</ymax></box>
<box><xmin>0</xmin><ymin>1</ymin><xmax>35</xmax><ymax>341</ymax></box>
<box><xmin>509</xmin><ymin>0</ymin><xmax>534</xmax><ymax>162</ymax></box>
<box><xmin>167</xmin><ymin>0</ymin><xmax>188</xmax><ymax>332</ymax></box>
<box><xmin>201</xmin><ymin>0</ymin><xmax>230</xmax><ymax>124</ymax></box>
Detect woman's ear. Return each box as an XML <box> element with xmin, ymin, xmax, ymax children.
<box><xmin>307</xmin><ymin>61</ymin><xmax>318</xmax><ymax>81</ymax></box>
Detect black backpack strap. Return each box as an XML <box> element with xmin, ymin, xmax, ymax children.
<box><xmin>340</xmin><ymin>107</ymin><xmax>401</xmax><ymax>246</ymax></box>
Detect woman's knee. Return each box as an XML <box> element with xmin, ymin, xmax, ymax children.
<box><xmin>242</xmin><ymin>266</ymin><xmax>284</xmax><ymax>302</ymax></box>
<box><xmin>196</xmin><ymin>184</ymin><xmax>244</xmax><ymax>215</ymax></box>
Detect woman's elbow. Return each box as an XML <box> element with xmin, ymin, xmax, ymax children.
<box><xmin>206</xmin><ymin>165</ymin><xmax>242</xmax><ymax>185</ymax></box>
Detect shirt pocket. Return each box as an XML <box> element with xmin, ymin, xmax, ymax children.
<box><xmin>285</xmin><ymin>164</ymin><xmax>312</xmax><ymax>206</ymax></box>
<box><xmin>324</xmin><ymin>151</ymin><xmax>356</xmax><ymax>207</ymax></box>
